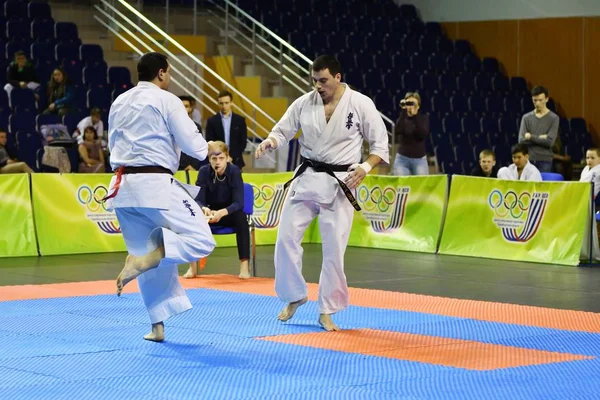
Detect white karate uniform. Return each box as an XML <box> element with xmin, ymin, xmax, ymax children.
<box><xmin>267</xmin><ymin>84</ymin><xmax>389</xmax><ymax>314</ymax></box>
<box><xmin>497</xmin><ymin>161</ymin><xmax>542</xmax><ymax>182</ymax></box>
<box><xmin>106</xmin><ymin>81</ymin><xmax>216</xmax><ymax>324</ymax></box>
<box><xmin>74</xmin><ymin>116</ymin><xmax>104</xmax><ymax>145</ymax></box>
<box><xmin>580</xmin><ymin>164</ymin><xmax>600</xmax><ymax>261</ymax></box>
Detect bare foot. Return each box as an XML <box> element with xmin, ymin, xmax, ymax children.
<box><xmin>238</xmin><ymin>259</ymin><xmax>251</xmax><ymax>279</ymax></box>
<box><xmin>116</xmin><ymin>246</ymin><xmax>165</xmax><ymax>296</ymax></box>
<box><xmin>143</xmin><ymin>321</ymin><xmax>164</xmax><ymax>342</ymax></box>
<box><xmin>182</xmin><ymin>263</ymin><xmax>197</xmax><ymax>279</ymax></box>
<box><xmin>319</xmin><ymin>314</ymin><xmax>340</xmax><ymax>331</ymax></box>
<box><xmin>277</xmin><ymin>297</ymin><xmax>308</xmax><ymax>321</ymax></box>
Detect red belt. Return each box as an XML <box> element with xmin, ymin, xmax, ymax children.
<box><xmin>102</xmin><ymin>166</ymin><xmax>173</xmax><ymax>202</ymax></box>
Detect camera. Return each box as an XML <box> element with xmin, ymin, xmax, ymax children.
<box><xmin>402</xmin><ymin>100</ymin><xmax>416</xmax><ymax>106</ymax></box>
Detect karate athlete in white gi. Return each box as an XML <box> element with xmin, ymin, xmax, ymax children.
<box><xmin>497</xmin><ymin>144</ymin><xmax>542</xmax><ymax>182</ymax></box>
<box><xmin>104</xmin><ymin>52</ymin><xmax>218</xmax><ymax>342</ymax></box>
<box><xmin>255</xmin><ymin>55</ymin><xmax>389</xmax><ymax>331</ymax></box>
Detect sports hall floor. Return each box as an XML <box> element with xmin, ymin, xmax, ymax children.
<box><xmin>1</xmin><ymin>245</ymin><xmax>600</xmax><ymax>399</ymax></box>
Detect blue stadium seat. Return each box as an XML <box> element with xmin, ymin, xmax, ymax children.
<box><xmin>62</xmin><ymin>60</ymin><xmax>83</xmax><ymax>85</ymax></box>
<box><xmin>83</xmin><ymin>63</ymin><xmax>107</xmax><ymax>86</ymax></box>
<box><xmin>450</xmin><ymin>94</ymin><xmax>468</xmax><ymax>113</ymax></box>
<box><xmin>420</xmin><ymin>73</ymin><xmax>438</xmax><ymax>92</ymax></box>
<box><xmin>10</xmin><ymin>88</ymin><xmax>36</xmax><ymax>112</ymax></box>
<box><xmin>481</xmin><ymin>116</ymin><xmax>499</xmax><ymax>133</ymax></box>
<box><xmin>541</xmin><ymin>172</ymin><xmax>564</xmax><ymax>181</ymax></box>
<box><xmin>30</xmin><ymin>19</ymin><xmax>54</xmax><ymax>41</ymax></box>
<box><xmin>427</xmin><ymin>53</ymin><xmax>444</xmax><ymax>71</ymax></box>
<box><xmin>401</xmin><ymin>35</ymin><xmax>420</xmax><ymax>53</ymax></box>
<box><xmin>461</xmin><ymin>115</ymin><xmax>479</xmax><ymax>133</ymax></box>
<box><xmin>35</xmin><ymin>60</ymin><xmax>57</xmax><ymax>86</ymax></box>
<box><xmin>443</xmin><ymin>114</ymin><xmax>461</xmax><ymax>133</ymax></box>
<box><xmin>570</xmin><ymin>118</ymin><xmax>588</xmax><ymax>133</ymax></box>
<box><xmin>7</xmin><ymin>19</ymin><xmax>30</xmax><ymax>40</ymax></box>
<box><xmin>419</xmin><ymin>35</ymin><xmax>438</xmax><ymax>53</ymax></box>
<box><xmin>36</xmin><ymin>113</ymin><xmax>61</xmax><ymax>131</ymax></box>
<box><xmin>29</xmin><ymin>2</ymin><xmax>52</xmax><ymax>20</ymax></box>
<box><xmin>392</xmin><ymin>52</ymin><xmax>410</xmax><ymax>70</ymax></box>
<box><xmin>425</xmin><ymin>22</ymin><xmax>442</xmax><ymax>36</ymax></box>
<box><xmin>486</xmin><ymin>96</ymin><xmax>504</xmax><ymax>114</ymax></box>
<box><xmin>565</xmin><ymin>144</ymin><xmax>585</xmax><ymax>163</ymax></box>
<box><xmin>440</xmin><ymin>160</ymin><xmax>461</xmax><ymax>175</ymax></box>
<box><xmin>435</xmin><ymin>146</ymin><xmax>456</xmax><ymax>163</ymax></box>
<box><xmin>488</xmin><ymin>131</ymin><xmax>507</xmax><ymax>145</ymax></box>
<box><xmin>474</xmin><ymin>75</ymin><xmax>493</xmax><ymax>92</ymax></box>
<box><xmin>482</xmin><ymin>57</ymin><xmax>500</xmax><ymax>74</ymax></box>
<box><xmin>462</xmin><ymin>160</ymin><xmax>477</xmax><ymax>174</ymax></box>
<box><xmin>410</xmin><ymin>53</ymin><xmax>428</xmax><ymax>70</ymax></box>
<box><xmin>521</xmin><ymin>97</ymin><xmax>534</xmax><ymax>113</ymax></box>
<box><xmin>87</xmin><ymin>87</ymin><xmax>111</xmax><ymax>113</ymax></box>
<box><xmin>510</xmin><ymin>77</ymin><xmax>528</xmax><ymax>94</ymax></box>
<box><xmin>504</xmin><ymin>96</ymin><xmax>521</xmax><ymax>114</ymax></box>
<box><xmin>401</xmin><ymin>72</ymin><xmax>420</xmax><ymax>91</ymax></box>
<box><xmin>463</xmin><ymin>54</ymin><xmax>481</xmax><ymax>72</ymax></box>
<box><xmin>450</xmin><ymin>132</ymin><xmax>470</xmax><ymax>147</ymax></box>
<box><xmin>62</xmin><ymin>111</ymin><xmax>86</xmax><ymax>134</ymax></box>
<box><xmin>493</xmin><ymin>75</ymin><xmax>510</xmax><ymax>92</ymax></box>
<box><xmin>446</xmin><ymin>53</ymin><xmax>464</xmax><ymax>73</ymax></box>
<box><xmin>470</xmin><ymin>133</ymin><xmax>490</xmax><ymax>147</ymax></box>
<box><xmin>432</xmin><ymin>96</ymin><xmax>451</xmax><ymax>114</ymax></box>
<box><xmin>108</xmin><ymin>66</ymin><xmax>132</xmax><ymax>88</ymax></box>
<box><xmin>455</xmin><ymin>144</ymin><xmax>475</xmax><ymax>163</ymax></box>
<box><xmin>429</xmin><ymin>114</ymin><xmax>442</xmax><ymax>134</ymax></box>
<box><xmin>6</xmin><ymin>39</ymin><xmax>31</xmax><ymax>60</ymax></box>
<box><xmin>9</xmin><ymin>111</ymin><xmax>35</xmax><ymax>133</ymax></box>
<box><xmin>111</xmin><ymin>86</ymin><xmax>131</xmax><ymax>102</ymax></box>
<box><xmin>499</xmin><ymin>115</ymin><xmax>518</xmax><ymax>133</ymax></box>
<box><xmin>5</xmin><ymin>1</ymin><xmax>28</xmax><ymax>20</ymax></box>
<box><xmin>437</xmin><ymin>37</ymin><xmax>454</xmax><ymax>54</ymax></box>
<box><xmin>55</xmin><ymin>22</ymin><xmax>79</xmax><ymax>44</ymax></box>
<box><xmin>56</xmin><ymin>43</ymin><xmax>79</xmax><ymax>62</ymax></box>
<box><xmin>493</xmin><ymin>143</ymin><xmax>512</xmax><ymax>164</ymax></box>
<box><xmin>456</xmin><ymin>73</ymin><xmax>474</xmax><ymax>92</ymax></box>
<box><xmin>31</xmin><ymin>42</ymin><xmax>54</xmax><ymax>62</ymax></box>
<box><xmin>468</xmin><ymin>95</ymin><xmax>486</xmax><ymax>113</ymax></box>
<box><xmin>16</xmin><ymin>130</ymin><xmax>42</xmax><ymax>171</ymax></box>
<box><xmin>454</xmin><ymin>40</ymin><xmax>472</xmax><ymax>55</ymax></box>
<box><xmin>80</xmin><ymin>44</ymin><xmax>104</xmax><ymax>65</ymax></box>
<box><xmin>439</xmin><ymin>74</ymin><xmax>457</xmax><ymax>92</ymax></box>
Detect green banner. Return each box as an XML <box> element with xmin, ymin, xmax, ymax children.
<box><xmin>0</xmin><ymin>174</ymin><xmax>38</xmax><ymax>257</ymax></box>
<box><xmin>311</xmin><ymin>175</ymin><xmax>448</xmax><ymax>253</ymax></box>
<box><xmin>438</xmin><ymin>176</ymin><xmax>590</xmax><ymax>266</ymax></box>
<box><xmin>31</xmin><ymin>173</ymin><xmax>125</xmax><ymax>255</ymax></box>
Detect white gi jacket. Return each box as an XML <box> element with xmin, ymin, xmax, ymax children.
<box><xmin>268</xmin><ymin>85</ymin><xmax>389</xmax><ymax>204</ymax></box>
<box><xmin>497</xmin><ymin>162</ymin><xmax>542</xmax><ymax>182</ymax></box>
<box><xmin>106</xmin><ymin>82</ymin><xmax>208</xmax><ymax>210</ymax></box>
<box><xmin>580</xmin><ymin>164</ymin><xmax>600</xmax><ymax>198</ymax></box>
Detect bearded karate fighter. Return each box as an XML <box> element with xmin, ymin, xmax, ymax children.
<box><xmin>256</xmin><ymin>55</ymin><xmax>389</xmax><ymax>331</ymax></box>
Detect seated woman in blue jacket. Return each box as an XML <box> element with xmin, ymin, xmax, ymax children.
<box><xmin>42</xmin><ymin>68</ymin><xmax>74</xmax><ymax>116</ymax></box>
<box><xmin>185</xmin><ymin>141</ymin><xmax>250</xmax><ymax>279</ymax></box>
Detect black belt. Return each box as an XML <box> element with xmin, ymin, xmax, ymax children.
<box><xmin>284</xmin><ymin>159</ymin><xmax>361</xmax><ymax>211</ymax></box>
<box><xmin>115</xmin><ymin>166</ymin><xmax>173</xmax><ymax>175</ymax></box>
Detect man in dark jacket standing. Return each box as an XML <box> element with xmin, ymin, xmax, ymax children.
<box><xmin>205</xmin><ymin>90</ymin><xmax>248</xmax><ymax>170</ymax></box>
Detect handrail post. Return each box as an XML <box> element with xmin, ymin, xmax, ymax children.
<box><xmin>278</xmin><ymin>42</ymin><xmax>283</xmax><ymax>88</ymax></box>
<box><xmin>193</xmin><ymin>0</ymin><xmax>197</xmax><ymax>36</ymax></box>
<box><xmin>224</xmin><ymin>1</ymin><xmax>229</xmax><ymax>54</ymax></box>
<box><xmin>251</xmin><ymin>22</ymin><xmax>256</xmax><ymax>73</ymax></box>
<box><xmin>165</xmin><ymin>0</ymin><xmax>169</xmax><ymax>36</ymax></box>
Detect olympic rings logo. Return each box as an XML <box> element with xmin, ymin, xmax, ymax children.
<box><xmin>357</xmin><ymin>185</ymin><xmax>397</xmax><ymax>212</ymax></box>
<box><xmin>252</xmin><ymin>184</ymin><xmax>276</xmax><ymax>208</ymax></box>
<box><xmin>488</xmin><ymin>190</ymin><xmax>532</xmax><ymax>219</ymax></box>
<box><xmin>77</xmin><ymin>185</ymin><xmax>109</xmax><ymax>213</ymax></box>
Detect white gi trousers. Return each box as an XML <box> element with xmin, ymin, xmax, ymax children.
<box><xmin>274</xmin><ymin>188</ymin><xmax>355</xmax><ymax>314</ymax></box>
<box><xmin>115</xmin><ymin>182</ymin><xmax>215</xmax><ymax>324</ymax></box>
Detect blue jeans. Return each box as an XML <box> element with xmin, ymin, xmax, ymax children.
<box><xmin>532</xmin><ymin>160</ymin><xmax>552</xmax><ymax>173</ymax></box>
<box><xmin>392</xmin><ymin>154</ymin><xmax>429</xmax><ymax>176</ymax></box>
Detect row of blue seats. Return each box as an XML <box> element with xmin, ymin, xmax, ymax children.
<box><xmin>435</xmin><ymin>143</ymin><xmax>587</xmax><ymax>167</ymax></box>
<box><xmin>427</xmin><ymin>115</ymin><xmax>589</xmax><ymax>137</ymax></box>
<box><xmin>0</xmin><ymin>60</ymin><xmax>132</xmax><ymax>90</ymax></box>
<box><xmin>2</xmin><ymin>39</ymin><xmax>93</xmax><ymax>64</ymax></box>
<box><xmin>0</xmin><ymin>1</ymin><xmax>50</xmax><ymax>21</ymax></box>
<box><xmin>0</xmin><ymin>19</ymin><xmax>80</xmax><ymax>42</ymax></box>
<box><xmin>0</xmin><ymin>87</ymin><xmax>125</xmax><ymax>129</ymax></box>
<box><xmin>337</xmin><ymin>52</ymin><xmax>502</xmax><ymax>76</ymax></box>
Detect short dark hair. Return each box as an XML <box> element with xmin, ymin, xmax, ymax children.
<box><xmin>13</xmin><ymin>50</ymin><xmax>26</xmax><ymax>59</ymax></box>
<box><xmin>312</xmin><ymin>55</ymin><xmax>342</xmax><ymax>77</ymax></box>
<box><xmin>217</xmin><ymin>90</ymin><xmax>232</xmax><ymax>100</ymax></box>
<box><xmin>179</xmin><ymin>95</ymin><xmax>191</xmax><ymax>103</ymax></box>
<box><xmin>90</xmin><ymin>107</ymin><xmax>101</xmax><ymax>116</ymax></box>
<box><xmin>137</xmin><ymin>52</ymin><xmax>169</xmax><ymax>82</ymax></box>
<box><xmin>531</xmin><ymin>86</ymin><xmax>548</xmax><ymax>97</ymax></box>
<box><xmin>512</xmin><ymin>143</ymin><xmax>529</xmax><ymax>155</ymax></box>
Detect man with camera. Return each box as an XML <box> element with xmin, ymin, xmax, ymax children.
<box><xmin>392</xmin><ymin>92</ymin><xmax>430</xmax><ymax>176</ymax></box>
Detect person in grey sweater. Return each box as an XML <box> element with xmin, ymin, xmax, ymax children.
<box><xmin>518</xmin><ymin>86</ymin><xmax>559</xmax><ymax>173</ymax></box>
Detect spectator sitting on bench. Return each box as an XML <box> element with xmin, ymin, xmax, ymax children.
<box><xmin>0</xmin><ymin>129</ymin><xmax>33</xmax><ymax>174</ymax></box>
<box><xmin>471</xmin><ymin>149</ymin><xmax>499</xmax><ymax>178</ymax></box>
<box><xmin>78</xmin><ymin>126</ymin><xmax>105</xmax><ymax>173</ymax></box>
<box><xmin>498</xmin><ymin>144</ymin><xmax>542</xmax><ymax>182</ymax></box>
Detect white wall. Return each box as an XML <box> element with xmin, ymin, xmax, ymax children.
<box><xmin>395</xmin><ymin>0</ymin><xmax>600</xmax><ymax>22</ymax></box>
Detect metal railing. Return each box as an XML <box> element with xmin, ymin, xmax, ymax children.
<box><xmin>94</xmin><ymin>0</ymin><xmax>279</xmax><ymax>169</ymax></box>
<box><xmin>206</xmin><ymin>0</ymin><xmax>396</xmax><ymax>157</ymax></box>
